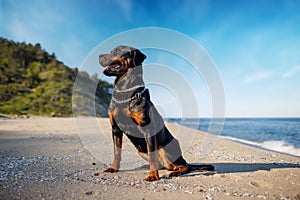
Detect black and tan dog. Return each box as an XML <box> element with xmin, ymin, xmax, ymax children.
<box><xmin>99</xmin><ymin>45</ymin><xmax>214</xmax><ymax>181</ymax></box>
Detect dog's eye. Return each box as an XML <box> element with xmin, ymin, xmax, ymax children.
<box><xmin>121</xmin><ymin>52</ymin><xmax>131</xmax><ymax>59</ymax></box>
<box><xmin>111</xmin><ymin>60</ymin><xmax>122</xmax><ymax>66</ymax></box>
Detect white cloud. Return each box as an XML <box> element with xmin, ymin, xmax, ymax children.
<box><xmin>244</xmin><ymin>71</ymin><xmax>272</xmax><ymax>83</ymax></box>
<box><xmin>282</xmin><ymin>65</ymin><xmax>300</xmax><ymax>78</ymax></box>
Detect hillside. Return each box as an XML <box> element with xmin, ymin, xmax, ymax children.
<box><xmin>0</xmin><ymin>37</ymin><xmax>112</xmax><ymax>117</ymax></box>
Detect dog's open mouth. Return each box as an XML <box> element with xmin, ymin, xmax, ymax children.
<box><xmin>102</xmin><ymin>61</ymin><xmax>123</xmax><ymax>73</ymax></box>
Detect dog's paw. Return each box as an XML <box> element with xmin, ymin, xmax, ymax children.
<box><xmin>104</xmin><ymin>167</ymin><xmax>118</xmax><ymax>173</ymax></box>
<box><xmin>167</xmin><ymin>171</ymin><xmax>182</xmax><ymax>177</ymax></box>
<box><xmin>145</xmin><ymin>175</ymin><xmax>160</xmax><ymax>182</ymax></box>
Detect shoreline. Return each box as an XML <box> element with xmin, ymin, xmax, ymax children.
<box><xmin>1</xmin><ymin>117</ymin><xmax>299</xmax><ymax>199</ymax></box>
<box><xmin>166</xmin><ymin>117</ymin><xmax>300</xmax><ymax>158</ymax></box>
<box><xmin>219</xmin><ymin>135</ymin><xmax>300</xmax><ymax>158</ymax></box>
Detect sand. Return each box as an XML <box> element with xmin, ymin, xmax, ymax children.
<box><xmin>0</xmin><ymin>117</ymin><xmax>299</xmax><ymax>200</ymax></box>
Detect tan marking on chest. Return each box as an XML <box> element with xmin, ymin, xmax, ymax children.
<box><xmin>123</xmin><ymin>108</ymin><xmax>144</xmax><ymax>126</ymax></box>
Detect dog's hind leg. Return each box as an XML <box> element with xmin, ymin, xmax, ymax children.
<box><xmin>167</xmin><ymin>165</ymin><xmax>189</xmax><ymax>177</ymax></box>
<box><xmin>157</xmin><ymin>148</ymin><xmax>189</xmax><ymax>177</ymax></box>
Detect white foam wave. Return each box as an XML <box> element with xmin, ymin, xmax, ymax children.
<box><xmin>220</xmin><ymin>136</ymin><xmax>300</xmax><ymax>157</ymax></box>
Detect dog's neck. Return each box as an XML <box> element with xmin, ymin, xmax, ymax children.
<box><xmin>114</xmin><ymin>65</ymin><xmax>145</xmax><ymax>91</ymax></box>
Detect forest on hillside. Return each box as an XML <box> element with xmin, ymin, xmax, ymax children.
<box><xmin>0</xmin><ymin>37</ymin><xmax>112</xmax><ymax>117</ymax></box>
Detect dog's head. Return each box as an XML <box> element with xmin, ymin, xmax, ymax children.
<box><xmin>99</xmin><ymin>45</ymin><xmax>146</xmax><ymax>77</ymax></box>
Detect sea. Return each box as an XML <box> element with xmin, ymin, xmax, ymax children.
<box><xmin>165</xmin><ymin>118</ymin><xmax>300</xmax><ymax>157</ymax></box>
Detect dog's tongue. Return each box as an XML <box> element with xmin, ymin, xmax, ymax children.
<box><xmin>102</xmin><ymin>66</ymin><xmax>110</xmax><ymax>73</ymax></box>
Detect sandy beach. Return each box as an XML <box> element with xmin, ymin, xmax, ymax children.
<box><xmin>0</xmin><ymin>117</ymin><xmax>299</xmax><ymax>200</ymax></box>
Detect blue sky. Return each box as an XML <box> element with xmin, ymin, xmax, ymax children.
<box><xmin>1</xmin><ymin>0</ymin><xmax>300</xmax><ymax>117</ymax></box>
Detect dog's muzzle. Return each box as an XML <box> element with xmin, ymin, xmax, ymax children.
<box><xmin>101</xmin><ymin>60</ymin><xmax>123</xmax><ymax>73</ymax></box>
<box><xmin>99</xmin><ymin>54</ymin><xmax>124</xmax><ymax>75</ymax></box>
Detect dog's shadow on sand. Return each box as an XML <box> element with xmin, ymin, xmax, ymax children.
<box><xmin>132</xmin><ymin>162</ymin><xmax>300</xmax><ymax>177</ymax></box>
<box><xmin>192</xmin><ymin>162</ymin><xmax>300</xmax><ymax>175</ymax></box>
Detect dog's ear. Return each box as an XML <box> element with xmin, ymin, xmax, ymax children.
<box><xmin>131</xmin><ymin>49</ymin><xmax>146</xmax><ymax>67</ymax></box>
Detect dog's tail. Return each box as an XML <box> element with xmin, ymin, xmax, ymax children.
<box><xmin>187</xmin><ymin>164</ymin><xmax>215</xmax><ymax>172</ymax></box>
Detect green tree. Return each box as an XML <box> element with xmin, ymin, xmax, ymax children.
<box><xmin>0</xmin><ymin>37</ymin><xmax>112</xmax><ymax>116</ymax></box>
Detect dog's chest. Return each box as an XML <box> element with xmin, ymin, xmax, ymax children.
<box><xmin>110</xmin><ymin>102</ymin><xmax>144</xmax><ymax>136</ymax></box>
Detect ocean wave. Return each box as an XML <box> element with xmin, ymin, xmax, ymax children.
<box><xmin>220</xmin><ymin>136</ymin><xmax>300</xmax><ymax>157</ymax></box>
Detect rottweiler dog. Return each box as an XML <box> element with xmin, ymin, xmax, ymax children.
<box><xmin>99</xmin><ymin>45</ymin><xmax>214</xmax><ymax>181</ymax></box>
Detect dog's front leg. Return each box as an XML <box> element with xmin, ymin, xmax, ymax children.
<box><xmin>104</xmin><ymin>125</ymin><xmax>123</xmax><ymax>173</ymax></box>
<box><xmin>145</xmin><ymin>135</ymin><xmax>159</xmax><ymax>181</ymax></box>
